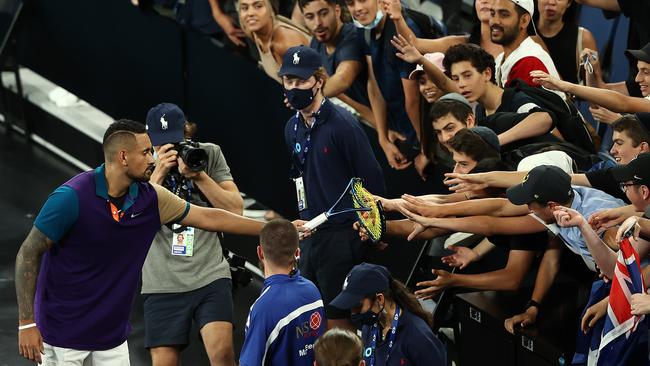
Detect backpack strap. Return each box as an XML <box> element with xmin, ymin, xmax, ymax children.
<box><xmin>576</xmin><ymin>26</ymin><xmax>584</xmax><ymax>84</ymax></box>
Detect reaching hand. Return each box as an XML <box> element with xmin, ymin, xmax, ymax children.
<box><xmin>589</xmin><ymin>105</ymin><xmax>620</xmax><ymax>125</ymax></box>
<box><xmin>391</xmin><ymin>34</ymin><xmax>423</xmax><ymax>65</ymax></box>
<box><xmin>387</xmin><ymin>129</ymin><xmax>406</xmax><ymax>143</ymax></box>
<box><xmin>588</xmin><ymin>207</ymin><xmax>634</xmax><ymax>234</ymax></box>
<box><xmin>414</xmin><ymin>153</ymin><xmax>430</xmax><ymax>181</ymax></box>
<box><xmin>401</xmin><ymin>194</ymin><xmax>442</xmax><ymax>217</ymax></box>
<box><xmin>414</xmin><ymin>269</ymin><xmax>454</xmax><ymax>299</ymax></box>
<box><xmin>616</xmin><ymin>216</ymin><xmax>641</xmax><ymax>243</ymax></box>
<box><xmin>214</xmin><ymin>13</ymin><xmax>246</xmax><ymax>47</ymax></box>
<box><xmin>553</xmin><ymin>206</ymin><xmax>586</xmax><ymax>228</ymax></box>
<box><xmin>630</xmin><ymin>293</ymin><xmax>650</xmax><ymax>316</ymax></box>
<box><xmin>441</xmin><ymin>245</ymin><xmax>478</xmax><ymax>269</ymax></box>
<box><xmin>177</xmin><ymin>157</ymin><xmax>201</xmax><ymax>180</ymax></box>
<box><xmin>353</xmin><ymin>221</ymin><xmax>370</xmax><ymax>242</ymax></box>
<box><xmin>579</xmin><ymin>48</ymin><xmax>600</xmax><ymax>74</ymax></box>
<box><xmin>18</xmin><ymin>326</ymin><xmax>44</xmax><ymax>364</ymax></box>
<box><xmin>379</xmin><ymin>139</ymin><xmax>412</xmax><ymax>170</ymax></box>
<box><xmin>529</xmin><ymin>70</ymin><xmax>571</xmax><ymax>92</ymax></box>
<box><xmin>443</xmin><ymin>172</ymin><xmax>489</xmax><ymax>193</ymax></box>
<box><xmin>293</xmin><ymin>220</ymin><xmax>313</xmax><ymax>240</ymax></box>
<box><xmin>581</xmin><ymin>296</ymin><xmax>608</xmax><ymax>334</ymax></box>
<box><xmin>504</xmin><ymin>307</ymin><xmax>538</xmax><ymax>335</ymax></box>
<box><xmin>380</xmin><ymin>0</ymin><xmax>403</xmax><ymax>20</ymax></box>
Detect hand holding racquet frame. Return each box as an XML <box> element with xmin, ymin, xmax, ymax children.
<box><xmin>301</xmin><ymin>178</ymin><xmax>386</xmax><ymax>242</ymax></box>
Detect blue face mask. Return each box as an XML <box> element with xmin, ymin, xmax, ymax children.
<box><xmin>353</xmin><ymin>10</ymin><xmax>384</xmax><ymax>30</ymax></box>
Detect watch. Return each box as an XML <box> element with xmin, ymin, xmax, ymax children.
<box><xmin>525</xmin><ymin>299</ymin><xmax>541</xmax><ymax>311</ymax></box>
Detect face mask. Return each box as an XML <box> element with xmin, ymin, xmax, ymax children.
<box><xmin>284</xmin><ymin>84</ymin><xmax>318</xmax><ymax>110</ymax></box>
<box><xmin>353</xmin><ymin>10</ymin><xmax>384</xmax><ymax>30</ymax></box>
<box><xmin>350</xmin><ymin>298</ymin><xmax>384</xmax><ymax>329</ymax></box>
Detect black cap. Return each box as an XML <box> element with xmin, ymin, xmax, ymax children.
<box><xmin>278</xmin><ymin>45</ymin><xmax>323</xmax><ymax>80</ymax></box>
<box><xmin>611</xmin><ymin>153</ymin><xmax>650</xmax><ymax>185</ymax></box>
<box><xmin>635</xmin><ymin>113</ymin><xmax>650</xmax><ymax>134</ymax></box>
<box><xmin>506</xmin><ymin>165</ymin><xmax>572</xmax><ymax>205</ymax></box>
<box><xmin>146</xmin><ymin>103</ymin><xmax>186</xmax><ymax>146</ymax></box>
<box><xmin>626</xmin><ymin>42</ymin><xmax>650</xmax><ymax>63</ymax></box>
<box><xmin>330</xmin><ymin>263</ymin><xmax>390</xmax><ymax>310</ymax></box>
<box><xmin>469</xmin><ymin>126</ymin><xmax>500</xmax><ymax>152</ymax></box>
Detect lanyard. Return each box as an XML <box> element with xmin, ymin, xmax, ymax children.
<box><xmin>165</xmin><ymin>174</ymin><xmax>194</xmax><ymax>201</ymax></box>
<box><xmin>291</xmin><ymin>100</ymin><xmax>326</xmax><ymax>175</ymax></box>
<box><xmin>369</xmin><ymin>306</ymin><xmax>400</xmax><ymax>366</ymax></box>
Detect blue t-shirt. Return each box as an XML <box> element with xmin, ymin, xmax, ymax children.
<box><xmin>311</xmin><ymin>23</ymin><xmax>369</xmax><ymax>107</ymax></box>
<box><xmin>361</xmin><ymin>309</ymin><xmax>447</xmax><ymax>365</ymax></box>
<box><xmin>240</xmin><ymin>272</ymin><xmax>326</xmax><ymax>366</ymax></box>
<box><xmin>284</xmin><ymin>99</ymin><xmax>385</xmax><ymax>223</ymax></box>
<box><xmin>360</xmin><ymin>17</ymin><xmax>421</xmax><ymax>145</ymax></box>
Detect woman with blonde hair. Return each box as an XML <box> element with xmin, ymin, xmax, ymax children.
<box><xmin>238</xmin><ymin>0</ymin><xmax>311</xmax><ymax>83</ymax></box>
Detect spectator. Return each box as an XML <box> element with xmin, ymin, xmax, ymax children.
<box><xmin>407</xmin><ymin>52</ymin><xmax>446</xmax><ymax>105</ymax></box>
<box><xmin>239</xmin><ymin>219</ymin><xmax>326</xmax><ymax>366</ymax></box>
<box><xmin>330</xmin><ymin>263</ymin><xmax>447</xmax><ymax>365</ymax></box>
<box><xmin>490</xmin><ymin>0</ymin><xmax>562</xmax><ymax>90</ymax></box>
<box><xmin>345</xmin><ymin>0</ymin><xmax>423</xmax><ymax>169</ymax></box>
<box><xmin>238</xmin><ymin>0</ymin><xmax>310</xmax><ymax>83</ymax></box>
<box><xmin>536</xmin><ymin>0</ymin><xmax>599</xmax><ymax>84</ymax></box>
<box><xmin>314</xmin><ymin>328</ymin><xmax>364</xmax><ymax>366</ymax></box>
<box><xmin>300</xmin><ymin>0</ymin><xmax>375</xmax><ymax>125</ymax></box>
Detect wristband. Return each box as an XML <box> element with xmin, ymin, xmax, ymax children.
<box><xmin>18</xmin><ymin>323</ymin><xmax>37</xmax><ymax>330</ymax></box>
<box><xmin>525</xmin><ymin>300</ymin><xmax>540</xmax><ymax>311</ymax></box>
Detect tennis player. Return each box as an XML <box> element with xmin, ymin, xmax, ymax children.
<box><xmin>280</xmin><ymin>45</ymin><xmax>385</xmax><ymax>329</ymax></box>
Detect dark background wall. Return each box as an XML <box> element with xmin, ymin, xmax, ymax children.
<box><xmin>17</xmin><ymin>0</ymin><xmax>297</xmax><ymax>217</ymax></box>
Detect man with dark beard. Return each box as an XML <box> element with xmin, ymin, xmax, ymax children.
<box><xmin>15</xmin><ymin>120</ymin><xmax>287</xmax><ymax>365</ymax></box>
<box><xmin>490</xmin><ymin>0</ymin><xmax>562</xmax><ymax>93</ymax></box>
<box><xmin>300</xmin><ymin>0</ymin><xmax>373</xmax><ymax>124</ymax></box>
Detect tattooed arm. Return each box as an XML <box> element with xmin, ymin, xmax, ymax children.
<box><xmin>15</xmin><ymin>226</ymin><xmax>52</xmax><ymax>364</ymax></box>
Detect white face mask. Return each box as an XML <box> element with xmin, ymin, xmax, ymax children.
<box><xmin>353</xmin><ymin>10</ymin><xmax>384</xmax><ymax>30</ymax></box>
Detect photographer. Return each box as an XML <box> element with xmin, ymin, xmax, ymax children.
<box><xmin>143</xmin><ymin>103</ymin><xmax>243</xmax><ymax>366</ymax></box>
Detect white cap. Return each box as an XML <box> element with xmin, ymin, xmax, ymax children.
<box><xmin>509</xmin><ymin>0</ymin><xmax>534</xmax><ymax>17</ymax></box>
<box><xmin>408</xmin><ymin>52</ymin><xmax>445</xmax><ymax>80</ymax></box>
<box><xmin>516</xmin><ymin>150</ymin><xmax>575</xmax><ymax>174</ymax></box>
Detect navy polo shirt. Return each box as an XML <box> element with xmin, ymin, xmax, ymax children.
<box><xmin>361</xmin><ymin>309</ymin><xmax>447</xmax><ymax>366</ymax></box>
<box><xmin>284</xmin><ymin>99</ymin><xmax>385</xmax><ymax>224</ymax></box>
<box><xmin>360</xmin><ymin>18</ymin><xmax>422</xmax><ymax>146</ymax></box>
<box><xmin>33</xmin><ymin>165</ymin><xmax>189</xmax><ymax>350</ymax></box>
<box><xmin>310</xmin><ymin>23</ymin><xmax>369</xmax><ymax>107</ymax></box>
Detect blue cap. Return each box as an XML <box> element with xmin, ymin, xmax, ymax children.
<box><xmin>146</xmin><ymin>103</ymin><xmax>186</xmax><ymax>146</ymax></box>
<box><xmin>278</xmin><ymin>45</ymin><xmax>322</xmax><ymax>80</ymax></box>
<box><xmin>330</xmin><ymin>263</ymin><xmax>390</xmax><ymax>309</ymax></box>
<box><xmin>469</xmin><ymin>126</ymin><xmax>500</xmax><ymax>152</ymax></box>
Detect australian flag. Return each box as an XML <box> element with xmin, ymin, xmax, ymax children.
<box><xmin>595</xmin><ymin>236</ymin><xmax>648</xmax><ymax>366</ymax></box>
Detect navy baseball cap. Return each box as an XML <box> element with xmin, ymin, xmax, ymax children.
<box><xmin>278</xmin><ymin>45</ymin><xmax>322</xmax><ymax>80</ymax></box>
<box><xmin>506</xmin><ymin>165</ymin><xmax>572</xmax><ymax>205</ymax></box>
<box><xmin>330</xmin><ymin>263</ymin><xmax>390</xmax><ymax>310</ymax></box>
<box><xmin>469</xmin><ymin>126</ymin><xmax>500</xmax><ymax>152</ymax></box>
<box><xmin>626</xmin><ymin>42</ymin><xmax>650</xmax><ymax>64</ymax></box>
<box><xmin>146</xmin><ymin>103</ymin><xmax>186</xmax><ymax>146</ymax></box>
<box><xmin>611</xmin><ymin>153</ymin><xmax>650</xmax><ymax>186</ymax></box>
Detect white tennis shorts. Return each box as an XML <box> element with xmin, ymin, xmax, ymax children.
<box><xmin>39</xmin><ymin>340</ymin><xmax>130</xmax><ymax>366</ymax></box>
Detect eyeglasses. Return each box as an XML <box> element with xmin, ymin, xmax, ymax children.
<box><xmin>620</xmin><ymin>182</ymin><xmax>641</xmax><ymax>193</ymax></box>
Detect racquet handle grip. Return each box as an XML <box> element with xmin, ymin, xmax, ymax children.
<box><xmin>303</xmin><ymin>213</ymin><xmax>328</xmax><ymax>231</ymax></box>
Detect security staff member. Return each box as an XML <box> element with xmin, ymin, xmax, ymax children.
<box><xmin>330</xmin><ymin>263</ymin><xmax>447</xmax><ymax>366</ymax></box>
<box><xmin>279</xmin><ymin>45</ymin><xmax>385</xmax><ymax>329</ymax></box>
<box><xmin>239</xmin><ymin>219</ymin><xmax>326</xmax><ymax>366</ymax></box>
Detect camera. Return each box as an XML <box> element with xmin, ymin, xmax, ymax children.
<box><xmin>223</xmin><ymin>248</ymin><xmax>253</xmax><ymax>293</ymax></box>
<box><xmin>173</xmin><ymin>140</ymin><xmax>208</xmax><ymax>172</ymax></box>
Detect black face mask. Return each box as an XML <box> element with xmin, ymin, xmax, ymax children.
<box><xmin>284</xmin><ymin>84</ymin><xmax>317</xmax><ymax>110</ymax></box>
<box><xmin>350</xmin><ymin>298</ymin><xmax>384</xmax><ymax>329</ymax></box>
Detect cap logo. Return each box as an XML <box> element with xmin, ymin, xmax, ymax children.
<box><xmin>634</xmin><ymin>175</ymin><xmax>643</xmax><ymax>180</ymax></box>
<box><xmin>522</xmin><ymin>173</ymin><xmax>529</xmax><ymax>183</ymax></box>
<box><xmin>160</xmin><ymin>114</ymin><xmax>168</xmax><ymax>130</ymax></box>
<box><xmin>293</xmin><ymin>52</ymin><xmax>300</xmax><ymax>65</ymax></box>
<box><xmin>343</xmin><ymin>275</ymin><xmax>349</xmax><ymax>290</ymax></box>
